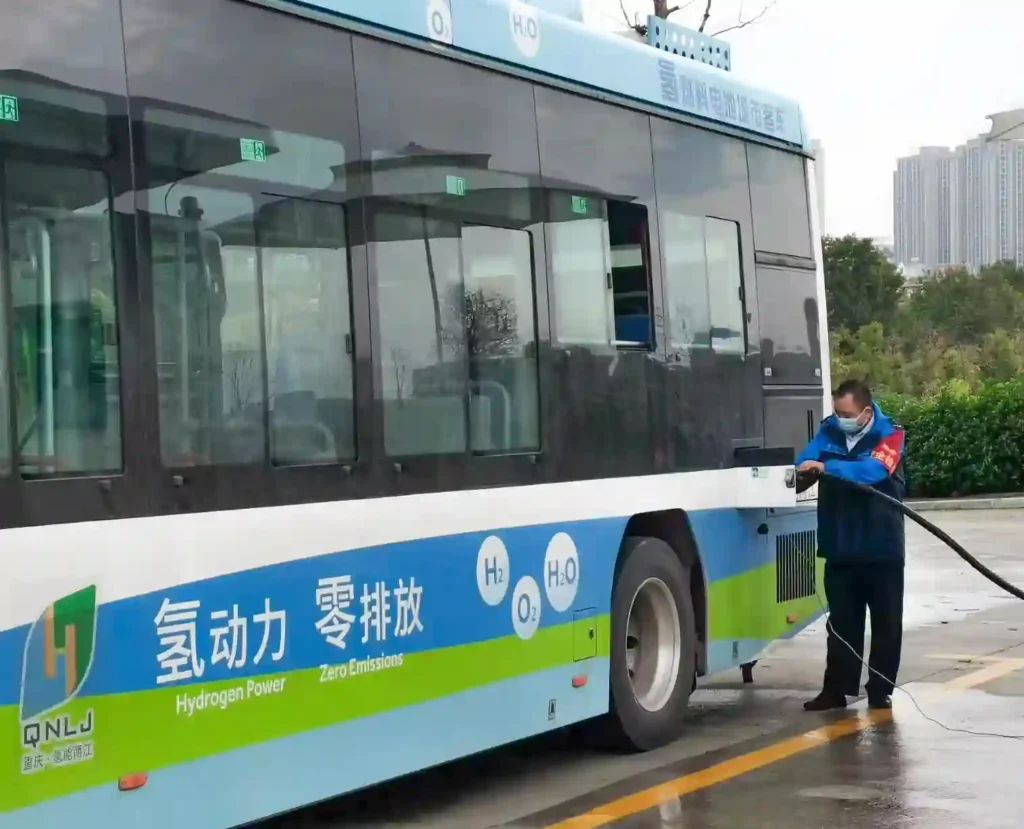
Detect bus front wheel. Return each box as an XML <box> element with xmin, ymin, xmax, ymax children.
<box><xmin>607</xmin><ymin>535</ymin><xmax>697</xmax><ymax>751</ymax></box>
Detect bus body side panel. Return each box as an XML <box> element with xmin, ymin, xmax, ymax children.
<box><xmin>695</xmin><ymin>505</ymin><xmax>822</xmax><ymax>674</ymax></box>
<box><xmin>0</xmin><ymin>489</ymin><xmax>816</xmax><ymax>827</ymax></box>
<box><xmin>0</xmin><ymin>510</ymin><xmax>621</xmax><ymax>826</ymax></box>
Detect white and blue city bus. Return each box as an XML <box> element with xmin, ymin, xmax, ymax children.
<box><xmin>0</xmin><ymin>1</ymin><xmax>829</xmax><ymax>826</ymax></box>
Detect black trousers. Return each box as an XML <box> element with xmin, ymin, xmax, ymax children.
<box><xmin>822</xmin><ymin>559</ymin><xmax>905</xmax><ymax>698</ymax></box>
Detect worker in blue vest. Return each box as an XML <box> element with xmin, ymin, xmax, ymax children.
<box><xmin>796</xmin><ymin>378</ymin><xmax>907</xmax><ymax>712</ymax></box>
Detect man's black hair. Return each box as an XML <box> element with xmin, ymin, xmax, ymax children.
<box><xmin>832</xmin><ymin>378</ymin><xmax>873</xmax><ymax>409</ymax></box>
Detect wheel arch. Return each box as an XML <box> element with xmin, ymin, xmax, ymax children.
<box><xmin>618</xmin><ymin>510</ymin><xmax>708</xmax><ymax>676</ymax></box>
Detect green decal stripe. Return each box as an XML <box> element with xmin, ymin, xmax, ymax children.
<box><xmin>707</xmin><ymin>558</ymin><xmax>825</xmax><ymax>641</ymax></box>
<box><xmin>1</xmin><ymin>615</ymin><xmax>611</xmax><ymax>814</ymax></box>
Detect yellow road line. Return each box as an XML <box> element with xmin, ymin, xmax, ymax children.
<box><xmin>920</xmin><ymin>654</ymin><xmax>1024</xmax><ymax>694</ymax></box>
<box><xmin>547</xmin><ymin>656</ymin><xmax>1024</xmax><ymax>829</ymax></box>
<box><xmin>545</xmin><ymin>711</ymin><xmax>892</xmax><ymax>829</ymax></box>
<box><xmin>942</xmin><ymin>658</ymin><xmax>1024</xmax><ymax>691</ymax></box>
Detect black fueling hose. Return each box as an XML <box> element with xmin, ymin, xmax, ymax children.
<box><xmin>806</xmin><ymin>471</ymin><xmax>1024</xmax><ymax>741</ymax></box>
<box><xmin>810</xmin><ymin>471</ymin><xmax>1024</xmax><ymax>602</ymax></box>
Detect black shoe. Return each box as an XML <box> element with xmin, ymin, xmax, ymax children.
<box><xmin>803</xmin><ymin>690</ymin><xmax>848</xmax><ymax>711</ymax></box>
<box><xmin>868</xmin><ymin>695</ymin><xmax>892</xmax><ymax>710</ymax></box>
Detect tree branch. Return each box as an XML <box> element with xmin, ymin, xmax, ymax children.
<box><xmin>621</xmin><ymin>0</ymin><xmax>651</xmax><ymax>34</ymax></box>
<box><xmin>710</xmin><ymin>0</ymin><xmax>776</xmax><ymax>36</ymax></box>
<box><xmin>654</xmin><ymin>0</ymin><xmax>696</xmax><ymax>18</ymax></box>
<box><xmin>698</xmin><ymin>0</ymin><xmax>713</xmax><ymax>31</ymax></box>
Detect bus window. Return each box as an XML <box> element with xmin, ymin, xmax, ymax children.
<box><xmin>259</xmin><ymin>198</ymin><xmax>355</xmax><ymax>467</ymax></box>
<box><xmin>548</xmin><ymin>208</ymin><xmax>611</xmax><ymax>346</ymax></box>
<box><xmin>4</xmin><ymin>161</ymin><xmax>121</xmax><ymax>477</ymax></box>
<box><xmin>141</xmin><ymin>104</ymin><xmax>357</xmax><ymax>469</ymax></box>
<box><xmin>374</xmin><ymin>210</ymin><xmax>466</xmax><ymax>457</ymax></box>
<box><xmin>705</xmin><ymin>218</ymin><xmax>746</xmax><ymax>353</ymax></box>
<box><xmin>549</xmin><ymin>195</ymin><xmax>654</xmax><ymax>349</ymax></box>
<box><xmin>661</xmin><ymin>211</ymin><xmax>711</xmax><ymax>350</ymax></box>
<box><xmin>373</xmin><ymin>213</ymin><xmax>541</xmax><ymax>458</ymax></box>
<box><xmin>608</xmin><ymin>201</ymin><xmax>654</xmax><ymax>348</ymax></box>
<box><xmin>460</xmin><ymin>225</ymin><xmax>540</xmax><ymax>454</ymax></box>
<box><xmin>148</xmin><ymin>186</ymin><xmax>265</xmax><ymax>467</ymax></box>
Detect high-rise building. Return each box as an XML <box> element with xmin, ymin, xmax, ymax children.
<box><xmin>894</xmin><ymin>147</ymin><xmax>956</xmax><ymax>272</ymax></box>
<box><xmin>894</xmin><ymin>115</ymin><xmax>1024</xmax><ymax>273</ymax></box>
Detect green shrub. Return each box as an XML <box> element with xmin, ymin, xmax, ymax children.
<box><xmin>877</xmin><ymin>380</ymin><xmax>1024</xmax><ymax>497</ymax></box>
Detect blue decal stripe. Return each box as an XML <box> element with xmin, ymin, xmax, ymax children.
<box><xmin>0</xmin><ymin>509</ymin><xmax>812</xmax><ymax>705</ymax></box>
<box><xmin>1</xmin><ymin>661</ymin><xmax>610</xmax><ymax>829</ymax></box>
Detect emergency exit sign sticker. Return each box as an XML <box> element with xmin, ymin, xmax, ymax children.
<box><xmin>446</xmin><ymin>175</ymin><xmax>467</xmax><ymax>197</ymax></box>
<box><xmin>240</xmin><ymin>138</ymin><xmax>267</xmax><ymax>162</ymax></box>
<box><xmin>0</xmin><ymin>95</ymin><xmax>19</xmax><ymax>123</ymax></box>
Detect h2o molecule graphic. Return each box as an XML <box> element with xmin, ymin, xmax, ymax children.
<box><xmin>475</xmin><ymin>532</ymin><xmax>581</xmax><ymax>641</ymax></box>
<box><xmin>508</xmin><ymin>0</ymin><xmax>541</xmax><ymax>59</ymax></box>
<box><xmin>543</xmin><ymin>532</ymin><xmax>580</xmax><ymax>612</ymax></box>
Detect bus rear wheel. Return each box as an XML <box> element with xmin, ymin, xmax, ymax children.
<box><xmin>607</xmin><ymin>535</ymin><xmax>697</xmax><ymax>751</ymax></box>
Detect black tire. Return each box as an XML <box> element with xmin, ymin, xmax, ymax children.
<box><xmin>606</xmin><ymin>535</ymin><xmax>697</xmax><ymax>752</ymax></box>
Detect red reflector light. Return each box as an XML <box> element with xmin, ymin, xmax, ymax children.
<box><xmin>572</xmin><ymin>675</ymin><xmax>588</xmax><ymax>688</ymax></box>
<box><xmin>118</xmin><ymin>773</ymin><xmax>148</xmax><ymax>792</ymax></box>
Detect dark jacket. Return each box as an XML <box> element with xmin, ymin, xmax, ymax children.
<box><xmin>796</xmin><ymin>403</ymin><xmax>906</xmax><ymax>563</ymax></box>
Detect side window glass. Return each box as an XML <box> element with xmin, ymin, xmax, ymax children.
<box><xmin>149</xmin><ymin>185</ymin><xmax>264</xmax><ymax>467</ymax></box>
<box><xmin>142</xmin><ymin>115</ymin><xmax>356</xmax><ymax>469</ymax></box>
<box><xmin>374</xmin><ymin>211</ymin><xmax>466</xmax><ymax>457</ymax></box>
<box><xmin>460</xmin><ymin>225</ymin><xmax>540</xmax><ymax>454</ymax></box>
<box><xmin>662</xmin><ymin>211</ymin><xmax>710</xmax><ymax>350</ymax></box>
<box><xmin>5</xmin><ymin>161</ymin><xmax>122</xmax><ymax>477</ymax></box>
<box><xmin>260</xmin><ymin>198</ymin><xmax>355</xmax><ymax>466</ymax></box>
<box><xmin>705</xmin><ymin>217</ymin><xmax>746</xmax><ymax>353</ymax></box>
<box><xmin>548</xmin><ymin>196</ymin><xmax>654</xmax><ymax>349</ymax></box>
<box><xmin>374</xmin><ymin>213</ymin><xmax>541</xmax><ymax>457</ymax></box>
<box><xmin>548</xmin><ymin>209</ymin><xmax>610</xmax><ymax>346</ymax></box>
<box><xmin>608</xmin><ymin>201</ymin><xmax>654</xmax><ymax>347</ymax></box>
<box><xmin>747</xmin><ymin>144</ymin><xmax>812</xmax><ymax>258</ymax></box>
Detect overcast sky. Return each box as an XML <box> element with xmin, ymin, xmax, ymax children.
<box><xmin>586</xmin><ymin>0</ymin><xmax>1024</xmax><ymax>239</ymax></box>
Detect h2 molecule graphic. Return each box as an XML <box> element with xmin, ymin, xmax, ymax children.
<box><xmin>476</xmin><ymin>531</ymin><xmax>582</xmax><ymax>641</ymax></box>
<box><xmin>476</xmin><ymin>535</ymin><xmax>510</xmax><ymax>607</ymax></box>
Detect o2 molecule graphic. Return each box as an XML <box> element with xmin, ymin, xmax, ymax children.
<box><xmin>426</xmin><ymin>0</ymin><xmax>453</xmax><ymax>45</ymax></box>
<box><xmin>474</xmin><ymin>531</ymin><xmax>582</xmax><ymax>641</ymax></box>
<box><xmin>511</xmin><ymin>575</ymin><xmax>542</xmax><ymax>640</ymax></box>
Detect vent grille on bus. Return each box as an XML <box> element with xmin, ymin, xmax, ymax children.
<box><xmin>775</xmin><ymin>530</ymin><xmax>817</xmax><ymax>603</ymax></box>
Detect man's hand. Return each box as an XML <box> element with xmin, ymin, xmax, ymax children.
<box><xmin>798</xmin><ymin>460</ymin><xmax>825</xmax><ymax>475</ymax></box>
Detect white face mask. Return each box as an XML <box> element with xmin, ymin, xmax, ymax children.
<box><xmin>835</xmin><ymin>408</ymin><xmax>869</xmax><ymax>435</ymax></box>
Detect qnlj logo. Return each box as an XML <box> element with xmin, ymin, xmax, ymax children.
<box><xmin>20</xmin><ymin>585</ymin><xmax>98</xmax><ymax>722</ymax></box>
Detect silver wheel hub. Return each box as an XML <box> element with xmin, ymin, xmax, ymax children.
<box><xmin>625</xmin><ymin>577</ymin><xmax>682</xmax><ymax>712</ymax></box>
